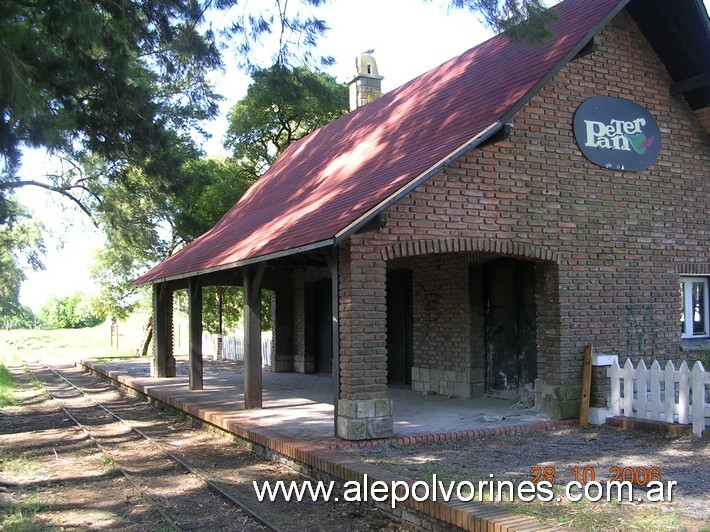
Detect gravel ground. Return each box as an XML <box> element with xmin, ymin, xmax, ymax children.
<box><xmin>345</xmin><ymin>424</ymin><xmax>710</xmax><ymax>530</ymax></box>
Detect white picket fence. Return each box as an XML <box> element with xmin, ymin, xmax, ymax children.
<box><xmin>609</xmin><ymin>359</ymin><xmax>708</xmax><ymax>437</ymax></box>
<box><xmin>202</xmin><ymin>331</ymin><xmax>272</xmax><ymax>366</ymax></box>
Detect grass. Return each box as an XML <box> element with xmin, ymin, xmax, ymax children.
<box><xmin>0</xmin><ymin>313</ymin><xmax>151</xmax><ymax>367</ymax></box>
<box><xmin>0</xmin><ymin>363</ymin><xmax>17</xmax><ymax>406</ymax></box>
<box><xmin>0</xmin><ymin>494</ymin><xmax>45</xmax><ymax>531</ymax></box>
<box><xmin>0</xmin><ymin>448</ymin><xmax>44</xmax><ymax>478</ymax></box>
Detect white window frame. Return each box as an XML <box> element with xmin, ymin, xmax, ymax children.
<box><xmin>680</xmin><ymin>276</ymin><xmax>710</xmax><ymax>339</ymax></box>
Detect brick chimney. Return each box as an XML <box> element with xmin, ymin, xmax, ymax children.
<box><xmin>347</xmin><ymin>51</ymin><xmax>384</xmax><ymax>111</ymax></box>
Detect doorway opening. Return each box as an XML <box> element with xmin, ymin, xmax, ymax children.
<box><xmin>386</xmin><ymin>269</ymin><xmax>413</xmax><ymax>385</ymax></box>
<box><xmin>483</xmin><ymin>259</ymin><xmax>537</xmax><ymax>398</ymax></box>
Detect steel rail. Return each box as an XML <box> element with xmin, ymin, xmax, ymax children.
<box><xmin>28</xmin><ymin>363</ymin><xmax>282</xmax><ymax>532</ymax></box>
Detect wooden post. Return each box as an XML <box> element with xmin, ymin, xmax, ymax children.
<box><xmin>188</xmin><ymin>277</ymin><xmax>203</xmax><ymax>390</ymax></box>
<box><xmin>323</xmin><ymin>247</ymin><xmax>340</xmax><ymax>437</ymax></box>
<box><xmin>153</xmin><ymin>282</ymin><xmax>169</xmax><ymax>378</ymax></box>
<box><xmin>691</xmin><ymin>361</ymin><xmax>706</xmax><ymax>438</ymax></box>
<box><xmin>243</xmin><ymin>263</ymin><xmax>265</xmax><ymax>409</ymax></box>
<box><xmin>579</xmin><ymin>344</ymin><xmax>593</xmax><ymax>427</ymax></box>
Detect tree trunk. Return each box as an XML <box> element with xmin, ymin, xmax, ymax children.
<box><xmin>135</xmin><ymin>315</ymin><xmax>153</xmax><ymax>357</ymax></box>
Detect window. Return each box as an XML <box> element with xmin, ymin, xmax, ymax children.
<box><xmin>680</xmin><ymin>277</ymin><xmax>709</xmax><ymax>338</ymax></box>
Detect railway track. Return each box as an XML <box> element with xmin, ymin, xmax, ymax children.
<box><xmin>26</xmin><ymin>363</ymin><xmax>277</xmax><ymax>531</ymax></box>
<box><xmin>24</xmin><ymin>363</ymin><xmax>401</xmax><ymax>532</ymax></box>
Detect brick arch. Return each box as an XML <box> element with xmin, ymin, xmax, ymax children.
<box><xmin>381</xmin><ymin>237</ymin><xmax>559</xmax><ymax>263</ymax></box>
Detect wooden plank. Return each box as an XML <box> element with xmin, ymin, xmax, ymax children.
<box><xmin>623</xmin><ymin>359</ymin><xmax>634</xmax><ymax>417</ymax></box>
<box><xmin>692</xmin><ymin>361</ymin><xmax>706</xmax><ymax>438</ymax></box>
<box><xmin>637</xmin><ymin>359</ymin><xmax>648</xmax><ymax>420</ymax></box>
<box><xmin>664</xmin><ymin>360</ymin><xmax>675</xmax><ymax>423</ymax></box>
<box><xmin>650</xmin><ymin>360</ymin><xmax>662</xmax><ymax>421</ymax></box>
<box><xmin>579</xmin><ymin>345</ymin><xmax>593</xmax><ymax>427</ymax></box>
<box><xmin>678</xmin><ymin>361</ymin><xmax>690</xmax><ymax>424</ymax></box>
<box><xmin>609</xmin><ymin>359</ymin><xmax>620</xmax><ymax>416</ymax></box>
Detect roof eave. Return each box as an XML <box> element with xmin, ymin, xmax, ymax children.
<box><xmin>134</xmin><ymin>238</ymin><xmax>335</xmax><ymax>286</ymax></box>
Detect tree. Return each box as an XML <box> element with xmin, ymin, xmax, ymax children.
<box><xmin>37</xmin><ymin>292</ymin><xmax>105</xmax><ymax>329</ymax></box>
<box><xmin>0</xmin><ymin>0</ymin><xmax>222</xmax><ymax>207</ymax></box>
<box><xmin>448</xmin><ymin>0</ymin><xmax>556</xmax><ymax>44</ymax></box>
<box><xmin>90</xmin><ymin>156</ymin><xmax>256</xmax><ymax>319</ymax></box>
<box><xmin>224</xmin><ymin>64</ymin><xmax>349</xmax><ymax>177</ymax></box>
<box><xmin>0</xmin><ymin>200</ymin><xmax>44</xmax><ymax>318</ymax></box>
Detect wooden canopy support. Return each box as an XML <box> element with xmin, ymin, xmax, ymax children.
<box><xmin>188</xmin><ymin>277</ymin><xmax>203</xmax><ymax>391</ymax></box>
<box><xmin>243</xmin><ymin>262</ymin><xmax>266</xmax><ymax>409</ymax></box>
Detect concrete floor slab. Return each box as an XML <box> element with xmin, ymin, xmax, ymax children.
<box><xmin>85</xmin><ymin>358</ymin><xmax>547</xmax><ymax>443</ymax></box>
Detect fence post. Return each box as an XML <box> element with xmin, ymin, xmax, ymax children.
<box><xmin>637</xmin><ymin>359</ymin><xmax>648</xmax><ymax>420</ymax></box>
<box><xmin>691</xmin><ymin>361</ymin><xmax>705</xmax><ymax>437</ymax></box>
<box><xmin>609</xmin><ymin>359</ymin><xmax>621</xmax><ymax>416</ymax></box>
<box><xmin>678</xmin><ymin>361</ymin><xmax>690</xmax><ymax>424</ymax></box>
<box><xmin>664</xmin><ymin>360</ymin><xmax>675</xmax><ymax>423</ymax></box>
<box><xmin>622</xmin><ymin>359</ymin><xmax>634</xmax><ymax>417</ymax></box>
<box><xmin>649</xmin><ymin>360</ymin><xmax>662</xmax><ymax>421</ymax></box>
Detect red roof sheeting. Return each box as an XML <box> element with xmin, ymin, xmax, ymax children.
<box><xmin>135</xmin><ymin>0</ymin><xmax>626</xmax><ymax>285</ymax></box>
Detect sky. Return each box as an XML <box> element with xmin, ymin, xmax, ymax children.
<box><xmin>17</xmin><ymin>0</ymin><xmax>492</xmax><ymax>311</ymax></box>
<box><xmin>16</xmin><ymin>0</ymin><xmax>710</xmax><ymax>311</ymax></box>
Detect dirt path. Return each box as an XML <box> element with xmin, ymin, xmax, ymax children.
<box><xmin>1</xmin><ymin>364</ymin><xmax>408</xmax><ymax>531</ymax></box>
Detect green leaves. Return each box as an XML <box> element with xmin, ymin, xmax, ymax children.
<box><xmin>0</xmin><ymin>0</ymin><xmax>220</xmax><ymax>177</ymax></box>
<box><xmin>224</xmin><ymin>64</ymin><xmax>348</xmax><ymax>176</ymax></box>
<box><xmin>448</xmin><ymin>0</ymin><xmax>557</xmax><ymax>44</ymax></box>
<box><xmin>0</xmin><ymin>200</ymin><xmax>45</xmax><ymax>318</ymax></box>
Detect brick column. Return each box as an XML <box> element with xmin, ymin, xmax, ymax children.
<box><xmin>152</xmin><ymin>282</ymin><xmax>176</xmax><ymax>378</ymax></box>
<box><xmin>337</xmin><ymin>239</ymin><xmax>393</xmax><ymax>440</ymax></box>
<box><xmin>534</xmin><ymin>263</ymin><xmax>570</xmax><ymax>418</ymax></box>
<box><xmin>270</xmin><ymin>274</ymin><xmax>294</xmax><ymax>372</ymax></box>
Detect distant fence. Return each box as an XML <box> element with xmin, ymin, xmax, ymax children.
<box><xmin>609</xmin><ymin>359</ymin><xmax>708</xmax><ymax>437</ymax></box>
<box><xmin>202</xmin><ymin>331</ymin><xmax>272</xmax><ymax>366</ymax></box>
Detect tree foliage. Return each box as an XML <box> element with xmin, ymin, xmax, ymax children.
<box><xmin>37</xmin><ymin>292</ymin><xmax>105</xmax><ymax>329</ymax></box>
<box><xmin>0</xmin><ymin>0</ymin><xmax>222</xmax><ymax>206</ymax></box>
<box><xmin>0</xmin><ymin>200</ymin><xmax>44</xmax><ymax>318</ymax></box>
<box><xmin>448</xmin><ymin>0</ymin><xmax>557</xmax><ymax>44</ymax></box>
<box><xmin>225</xmin><ymin>64</ymin><xmax>349</xmax><ymax>176</ymax></box>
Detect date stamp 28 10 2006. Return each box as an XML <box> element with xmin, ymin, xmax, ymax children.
<box><xmin>529</xmin><ymin>466</ymin><xmax>677</xmax><ymax>503</ymax></box>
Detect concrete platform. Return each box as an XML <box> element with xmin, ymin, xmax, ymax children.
<box><xmin>83</xmin><ymin>357</ymin><xmax>548</xmax><ymax>445</ymax></box>
<box><xmin>81</xmin><ymin>357</ymin><xmax>570</xmax><ymax>531</ymax></box>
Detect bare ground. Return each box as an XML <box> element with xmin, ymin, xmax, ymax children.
<box><xmin>345</xmin><ymin>424</ymin><xmax>710</xmax><ymax>530</ymax></box>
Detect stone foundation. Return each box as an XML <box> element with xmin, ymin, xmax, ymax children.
<box><xmin>337</xmin><ymin>398</ymin><xmax>393</xmax><ymax>440</ymax></box>
<box><xmin>411</xmin><ymin>367</ymin><xmax>483</xmax><ymax>398</ymax></box>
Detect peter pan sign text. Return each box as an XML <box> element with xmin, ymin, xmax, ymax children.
<box><xmin>573</xmin><ymin>96</ymin><xmax>661</xmax><ymax>171</ymax></box>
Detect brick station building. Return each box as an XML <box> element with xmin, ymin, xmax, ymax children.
<box><xmin>135</xmin><ymin>0</ymin><xmax>710</xmax><ymax>440</ymax></box>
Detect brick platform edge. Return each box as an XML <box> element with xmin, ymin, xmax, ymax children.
<box><xmin>81</xmin><ymin>360</ymin><xmax>570</xmax><ymax>531</ymax></box>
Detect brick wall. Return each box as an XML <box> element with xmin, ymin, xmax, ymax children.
<box><xmin>338</xmin><ymin>238</ymin><xmax>388</xmax><ymax>401</ymax></box>
<box><xmin>292</xmin><ymin>267</ymin><xmax>330</xmax><ymax>373</ymax></box>
<box><xmin>408</xmin><ymin>253</ymin><xmax>472</xmax><ymax>396</ymax></box>
<box><xmin>338</xmin><ymin>11</ymin><xmax>708</xmax><ymax>417</ymax></box>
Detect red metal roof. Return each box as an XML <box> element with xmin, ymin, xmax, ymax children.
<box><xmin>135</xmin><ymin>0</ymin><xmax>627</xmax><ymax>285</ymax></box>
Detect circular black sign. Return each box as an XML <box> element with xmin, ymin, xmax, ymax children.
<box><xmin>573</xmin><ymin>96</ymin><xmax>661</xmax><ymax>171</ymax></box>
